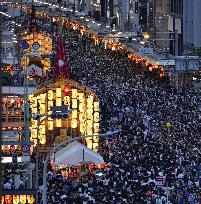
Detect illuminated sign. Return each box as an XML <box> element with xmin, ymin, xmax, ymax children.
<box><xmin>1</xmin><ymin>157</ymin><xmax>22</xmax><ymax>163</ymax></box>
<box><xmin>2</xmin><ymin>131</ymin><xmax>21</xmax><ymax>142</ymax></box>
<box><xmin>1</xmin><ymin>156</ymin><xmax>30</xmax><ymax>163</ymax></box>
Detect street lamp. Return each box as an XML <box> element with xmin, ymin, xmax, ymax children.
<box><xmin>42</xmin><ymin>130</ymin><xmax>120</xmax><ymax>204</ymax></box>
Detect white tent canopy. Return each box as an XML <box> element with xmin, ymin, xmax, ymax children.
<box><xmin>53</xmin><ymin>141</ymin><xmax>104</xmax><ymax>167</ymax></box>
<box><xmin>21</xmin><ymin>64</ymin><xmax>43</xmax><ymax>76</ymax></box>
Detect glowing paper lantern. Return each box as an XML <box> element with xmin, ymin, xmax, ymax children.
<box><xmin>93</xmin><ymin>143</ymin><xmax>98</xmax><ymax>151</ymax></box>
<box><xmin>13</xmin><ymin>195</ymin><xmax>19</xmax><ymax>204</ymax></box>
<box><xmin>87</xmin><ymin>109</ymin><xmax>93</xmax><ymax>120</ymax></box>
<box><xmin>40</xmin><ymin>104</ymin><xmax>46</xmax><ymax>114</ymax></box>
<box><xmin>94</xmin><ymin>112</ymin><xmax>99</xmax><ymax>122</ymax></box>
<box><xmin>56</xmin><ymin>88</ymin><xmax>62</xmax><ymax>98</ymax></box>
<box><xmin>56</xmin><ymin>98</ymin><xmax>62</xmax><ymax>106</ymax></box>
<box><xmin>71</xmin><ymin>119</ymin><xmax>77</xmax><ymax>128</ymax></box>
<box><xmin>79</xmin><ymin>102</ymin><xmax>84</xmax><ymax>112</ymax></box>
<box><xmin>93</xmin><ymin>136</ymin><xmax>99</xmax><ymax>143</ymax></box>
<box><xmin>64</xmin><ymin>96</ymin><xmax>71</xmax><ymax>106</ymax></box>
<box><xmin>94</xmin><ymin>122</ymin><xmax>99</xmax><ymax>133</ymax></box>
<box><xmin>72</xmin><ymin>110</ymin><xmax>77</xmax><ymax>119</ymax></box>
<box><xmin>80</xmin><ymin>122</ymin><xmax>86</xmax><ymax>133</ymax></box>
<box><xmin>48</xmin><ymin>120</ymin><xmax>53</xmax><ymax>130</ymax></box>
<box><xmin>40</xmin><ymin>94</ymin><xmax>46</xmax><ymax>102</ymax></box>
<box><xmin>94</xmin><ymin>101</ymin><xmax>99</xmax><ymax>112</ymax></box>
<box><xmin>48</xmin><ymin>90</ymin><xmax>54</xmax><ymax>100</ymax></box>
<box><xmin>87</xmin><ymin>120</ymin><xmax>93</xmax><ymax>135</ymax></box>
<box><xmin>48</xmin><ymin>101</ymin><xmax>53</xmax><ymax>110</ymax></box>
<box><xmin>27</xmin><ymin>195</ymin><xmax>35</xmax><ymax>204</ymax></box>
<box><xmin>86</xmin><ymin>139</ymin><xmax>93</xmax><ymax>149</ymax></box>
<box><xmin>72</xmin><ymin>99</ymin><xmax>77</xmax><ymax>109</ymax></box>
<box><xmin>20</xmin><ymin>195</ymin><xmax>26</xmax><ymax>204</ymax></box>
<box><xmin>72</xmin><ymin>89</ymin><xmax>77</xmax><ymax>98</ymax></box>
<box><xmin>79</xmin><ymin>113</ymin><xmax>86</xmax><ymax>122</ymax></box>
<box><xmin>31</xmin><ymin>120</ymin><xmax>37</xmax><ymax>129</ymax></box>
<box><xmin>56</xmin><ymin>119</ymin><xmax>62</xmax><ymax>127</ymax></box>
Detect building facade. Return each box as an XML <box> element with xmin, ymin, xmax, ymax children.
<box><xmin>183</xmin><ymin>0</ymin><xmax>201</xmax><ymax>50</ymax></box>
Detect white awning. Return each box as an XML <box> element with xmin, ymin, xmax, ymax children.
<box><xmin>21</xmin><ymin>64</ymin><xmax>43</xmax><ymax>76</ymax></box>
<box><xmin>53</xmin><ymin>141</ymin><xmax>104</xmax><ymax>167</ymax></box>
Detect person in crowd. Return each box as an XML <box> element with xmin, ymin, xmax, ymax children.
<box><xmin>37</xmin><ymin>25</ymin><xmax>201</xmax><ymax>204</ymax></box>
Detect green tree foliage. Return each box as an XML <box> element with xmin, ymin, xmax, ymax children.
<box><xmin>2</xmin><ymin>72</ymin><xmax>12</xmax><ymax>86</ymax></box>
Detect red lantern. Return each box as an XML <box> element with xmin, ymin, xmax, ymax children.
<box><xmin>64</xmin><ymin>85</ymin><xmax>71</xmax><ymax>96</ymax></box>
<box><xmin>160</xmin><ymin>72</ymin><xmax>164</xmax><ymax>78</ymax></box>
<box><xmin>101</xmin><ymin>163</ymin><xmax>105</xmax><ymax>169</ymax></box>
<box><xmin>9</xmin><ymin>145</ymin><xmax>15</xmax><ymax>155</ymax></box>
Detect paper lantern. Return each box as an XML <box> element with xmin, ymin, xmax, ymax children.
<box><xmin>87</xmin><ymin>98</ymin><xmax>93</xmax><ymax>109</ymax></box>
<box><xmin>93</xmin><ymin>143</ymin><xmax>98</xmax><ymax>151</ymax></box>
<box><xmin>72</xmin><ymin>99</ymin><xmax>77</xmax><ymax>109</ymax></box>
<box><xmin>79</xmin><ymin>102</ymin><xmax>84</xmax><ymax>112</ymax></box>
<box><xmin>27</xmin><ymin>195</ymin><xmax>35</xmax><ymax>204</ymax></box>
<box><xmin>1</xmin><ymin>196</ymin><xmax>4</xmax><ymax>204</ymax></box>
<box><xmin>40</xmin><ymin>94</ymin><xmax>46</xmax><ymax>102</ymax></box>
<box><xmin>48</xmin><ymin>120</ymin><xmax>53</xmax><ymax>130</ymax></box>
<box><xmin>56</xmin><ymin>88</ymin><xmax>62</xmax><ymax>98</ymax></box>
<box><xmin>94</xmin><ymin>112</ymin><xmax>99</xmax><ymax>122</ymax></box>
<box><xmin>56</xmin><ymin>119</ymin><xmax>62</xmax><ymax>127</ymax></box>
<box><xmin>64</xmin><ymin>96</ymin><xmax>71</xmax><ymax>106</ymax></box>
<box><xmin>20</xmin><ymin>195</ymin><xmax>26</xmax><ymax>204</ymax></box>
<box><xmin>31</xmin><ymin>120</ymin><xmax>37</xmax><ymax>129</ymax></box>
<box><xmin>32</xmin><ymin>107</ymin><xmax>37</xmax><ymax>113</ymax></box>
<box><xmin>29</xmin><ymin>94</ymin><xmax>33</xmax><ymax>101</ymax></box>
<box><xmin>77</xmin><ymin>93</ymin><xmax>85</xmax><ymax>102</ymax></box>
<box><xmin>94</xmin><ymin>101</ymin><xmax>99</xmax><ymax>112</ymax></box>
<box><xmin>93</xmin><ymin>136</ymin><xmax>99</xmax><ymax>143</ymax></box>
<box><xmin>71</xmin><ymin>119</ymin><xmax>77</xmax><ymax>128</ymax></box>
<box><xmin>40</xmin><ymin>136</ymin><xmax>46</xmax><ymax>144</ymax></box>
<box><xmin>79</xmin><ymin>113</ymin><xmax>86</xmax><ymax>122</ymax></box>
<box><xmin>39</xmin><ymin>125</ymin><xmax>45</xmax><ymax>135</ymax></box>
<box><xmin>72</xmin><ymin>89</ymin><xmax>77</xmax><ymax>98</ymax></box>
<box><xmin>13</xmin><ymin>195</ymin><xmax>20</xmax><ymax>204</ymax></box>
<box><xmin>5</xmin><ymin>195</ymin><xmax>12</xmax><ymax>204</ymax></box>
<box><xmin>86</xmin><ymin>139</ymin><xmax>93</xmax><ymax>149</ymax></box>
<box><xmin>56</xmin><ymin>98</ymin><xmax>62</xmax><ymax>106</ymax></box>
<box><xmin>48</xmin><ymin>101</ymin><xmax>53</xmax><ymax>110</ymax></box>
<box><xmin>80</xmin><ymin>122</ymin><xmax>86</xmax><ymax>133</ymax></box>
<box><xmin>87</xmin><ymin>109</ymin><xmax>93</xmax><ymax>120</ymax></box>
<box><xmin>72</xmin><ymin>110</ymin><xmax>77</xmax><ymax>119</ymax></box>
<box><xmin>40</xmin><ymin>104</ymin><xmax>46</xmax><ymax>114</ymax></box>
<box><xmin>48</xmin><ymin>90</ymin><xmax>54</xmax><ymax>100</ymax></box>
<box><xmin>87</xmin><ymin>120</ymin><xmax>93</xmax><ymax>135</ymax></box>
<box><xmin>94</xmin><ymin>122</ymin><xmax>99</xmax><ymax>133</ymax></box>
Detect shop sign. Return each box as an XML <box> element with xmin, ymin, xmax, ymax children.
<box><xmin>2</xmin><ymin>131</ymin><xmax>20</xmax><ymax>142</ymax></box>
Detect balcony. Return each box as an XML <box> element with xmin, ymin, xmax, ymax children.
<box><xmin>2</xmin><ymin>111</ymin><xmax>24</xmax><ymax>128</ymax></box>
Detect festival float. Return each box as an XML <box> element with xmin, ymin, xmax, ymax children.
<box><xmin>29</xmin><ymin>4</ymin><xmax>100</xmax><ymax>153</ymax></box>
<box><xmin>20</xmin><ymin>5</ymin><xmax>52</xmax><ymax>86</ymax></box>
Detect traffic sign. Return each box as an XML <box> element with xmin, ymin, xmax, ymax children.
<box><xmin>56</xmin><ymin>173</ymin><xmax>63</xmax><ymax>182</ymax></box>
<box><xmin>21</xmin><ymin>144</ymin><xmax>30</xmax><ymax>153</ymax></box>
<box><xmin>96</xmin><ymin>170</ymin><xmax>103</xmax><ymax>179</ymax></box>
<box><xmin>2</xmin><ymin>130</ymin><xmax>22</xmax><ymax>143</ymax></box>
<box><xmin>32</xmin><ymin>42</ymin><xmax>40</xmax><ymax>50</ymax></box>
<box><xmin>21</xmin><ymin>40</ymin><xmax>29</xmax><ymax>50</ymax></box>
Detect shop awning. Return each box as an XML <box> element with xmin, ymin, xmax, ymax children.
<box><xmin>53</xmin><ymin>141</ymin><xmax>104</xmax><ymax>167</ymax></box>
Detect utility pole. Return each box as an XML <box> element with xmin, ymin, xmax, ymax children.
<box><xmin>174</xmin><ymin>30</ymin><xmax>179</xmax><ymax>89</ymax></box>
<box><xmin>0</xmin><ymin>13</ymin><xmax>3</xmax><ymax>204</ymax></box>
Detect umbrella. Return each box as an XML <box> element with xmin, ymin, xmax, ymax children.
<box><xmin>61</xmin><ymin>195</ymin><xmax>67</xmax><ymax>199</ymax></box>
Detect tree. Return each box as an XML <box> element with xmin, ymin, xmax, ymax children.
<box><xmin>2</xmin><ymin>72</ymin><xmax>12</xmax><ymax>86</ymax></box>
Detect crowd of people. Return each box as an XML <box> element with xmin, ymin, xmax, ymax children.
<box><xmin>37</xmin><ymin>24</ymin><xmax>201</xmax><ymax>204</ymax></box>
<box><xmin>2</xmin><ymin>10</ymin><xmax>201</xmax><ymax>204</ymax></box>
